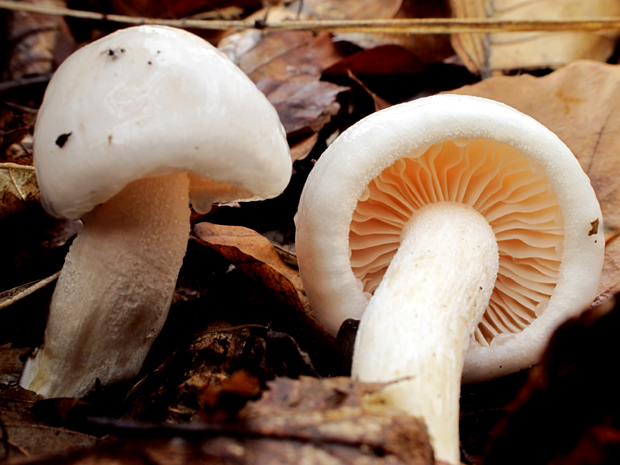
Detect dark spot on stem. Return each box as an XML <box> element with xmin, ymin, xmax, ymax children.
<box><xmin>148</xmin><ymin>61</ymin><xmax>152</xmax><ymax>65</ymax></box>
<box><xmin>588</xmin><ymin>218</ymin><xmax>599</xmax><ymax>236</ymax></box>
<box><xmin>55</xmin><ymin>132</ymin><xmax>72</xmax><ymax>148</ymax></box>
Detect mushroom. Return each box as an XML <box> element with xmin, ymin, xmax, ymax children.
<box><xmin>20</xmin><ymin>25</ymin><xmax>291</xmax><ymax>398</ymax></box>
<box><xmin>295</xmin><ymin>95</ymin><xmax>604</xmax><ymax>464</ymax></box>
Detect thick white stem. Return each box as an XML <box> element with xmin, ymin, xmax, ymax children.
<box><xmin>352</xmin><ymin>202</ymin><xmax>499</xmax><ymax>465</ymax></box>
<box><xmin>20</xmin><ymin>172</ymin><xmax>190</xmax><ymax>398</ymax></box>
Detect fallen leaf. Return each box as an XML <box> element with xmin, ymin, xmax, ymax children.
<box><xmin>3</xmin><ymin>0</ymin><xmax>75</xmax><ymax>81</ymax></box>
<box><xmin>259</xmin><ymin>79</ymin><xmax>348</xmax><ymax>137</ymax></box>
<box><xmin>346</xmin><ymin>70</ymin><xmax>392</xmax><ymax>111</ymax></box>
<box><xmin>0</xmin><ymin>163</ymin><xmax>39</xmax><ymax>221</ymax></box>
<box><xmin>0</xmin><ymin>386</ymin><xmax>100</xmax><ymax>460</ymax></box>
<box><xmin>325</xmin><ymin>44</ymin><xmax>429</xmax><ymax>76</ymax></box>
<box><xmin>110</xmin><ymin>0</ymin><xmax>261</xmax><ymax>18</ymax></box>
<box><xmin>0</xmin><ymin>344</ymin><xmax>29</xmax><ymax>385</ymax></box>
<box><xmin>332</xmin><ymin>0</ymin><xmax>453</xmax><ymax>66</ymax></box>
<box><xmin>193</xmin><ymin>222</ymin><xmax>306</xmax><ymax>309</ymax></box>
<box><xmin>450</xmin><ymin>0</ymin><xmax>620</xmax><ymax>76</ymax></box>
<box><xmin>483</xmin><ymin>295</ymin><xmax>620</xmax><ymax>465</ymax></box>
<box><xmin>0</xmin><ymin>110</ymin><xmax>35</xmax><ymax>161</ymax></box>
<box><xmin>218</xmin><ymin>27</ymin><xmax>348</xmax><ymax>154</ymax></box>
<box><xmin>289</xmin><ymin>133</ymin><xmax>319</xmax><ymax>162</ymax></box>
<box><xmin>448</xmin><ymin>60</ymin><xmax>620</xmax><ymax>296</ymax></box>
<box><xmin>39</xmin><ymin>377</ymin><xmax>434</xmax><ymax>465</ymax></box>
<box><xmin>191</xmin><ymin>223</ymin><xmax>338</xmax><ymax>369</ymax></box>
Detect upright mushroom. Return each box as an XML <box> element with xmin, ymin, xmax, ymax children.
<box><xmin>295</xmin><ymin>95</ymin><xmax>604</xmax><ymax>464</ymax></box>
<box><xmin>20</xmin><ymin>25</ymin><xmax>291</xmax><ymax>398</ymax></box>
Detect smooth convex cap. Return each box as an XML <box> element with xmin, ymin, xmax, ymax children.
<box><xmin>34</xmin><ymin>25</ymin><xmax>291</xmax><ymax>219</ymax></box>
<box><xmin>295</xmin><ymin>94</ymin><xmax>604</xmax><ymax>383</ymax></box>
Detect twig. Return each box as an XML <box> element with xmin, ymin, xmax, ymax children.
<box><xmin>1</xmin><ymin>1</ymin><xmax>620</xmax><ymax>33</ymax></box>
<box><xmin>0</xmin><ymin>272</ymin><xmax>60</xmax><ymax>311</ymax></box>
<box><xmin>0</xmin><ymin>162</ymin><xmax>35</xmax><ymax>171</ymax></box>
<box><xmin>0</xmin><ymin>75</ymin><xmax>51</xmax><ymax>94</ymax></box>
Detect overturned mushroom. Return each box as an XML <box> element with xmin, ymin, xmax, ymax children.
<box><xmin>295</xmin><ymin>95</ymin><xmax>604</xmax><ymax>464</ymax></box>
<box><xmin>20</xmin><ymin>25</ymin><xmax>291</xmax><ymax>398</ymax></box>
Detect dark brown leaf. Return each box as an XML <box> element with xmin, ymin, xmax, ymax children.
<box><xmin>483</xmin><ymin>296</ymin><xmax>620</xmax><ymax>465</ymax></box>
<box><xmin>219</xmin><ymin>30</ymin><xmax>348</xmax><ymax>149</ymax></box>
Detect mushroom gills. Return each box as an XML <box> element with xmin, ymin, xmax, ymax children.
<box><xmin>349</xmin><ymin>138</ymin><xmax>564</xmax><ymax>346</ymax></box>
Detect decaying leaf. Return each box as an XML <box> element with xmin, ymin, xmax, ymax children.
<box><xmin>332</xmin><ymin>0</ymin><xmax>453</xmax><ymax>66</ymax></box>
<box><xmin>2</xmin><ymin>0</ymin><xmax>75</xmax><ymax>81</ymax></box>
<box><xmin>483</xmin><ymin>295</ymin><xmax>620</xmax><ymax>465</ymax></box>
<box><xmin>448</xmin><ymin>60</ymin><xmax>620</xmax><ymax>296</ymax></box>
<box><xmin>0</xmin><ymin>386</ymin><xmax>100</xmax><ymax>460</ymax></box>
<box><xmin>219</xmin><ymin>30</ymin><xmax>348</xmax><ymax>152</ymax></box>
<box><xmin>193</xmin><ymin>222</ymin><xmax>307</xmax><ymax>316</ymax></box>
<box><xmin>0</xmin><ymin>163</ymin><xmax>39</xmax><ymax>221</ymax></box>
<box><xmin>191</xmin><ymin>222</ymin><xmax>337</xmax><ymax>366</ymax></box>
<box><xmin>450</xmin><ymin>0</ymin><xmax>620</xmax><ymax>76</ymax></box>
<box><xmin>28</xmin><ymin>377</ymin><xmax>433</xmax><ymax>465</ymax></box>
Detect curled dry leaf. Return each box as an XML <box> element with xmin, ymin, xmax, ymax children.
<box><xmin>483</xmin><ymin>295</ymin><xmax>620</xmax><ymax>465</ymax></box>
<box><xmin>0</xmin><ymin>163</ymin><xmax>39</xmax><ymax>221</ymax></box>
<box><xmin>448</xmin><ymin>60</ymin><xmax>620</xmax><ymax>297</ymax></box>
<box><xmin>450</xmin><ymin>0</ymin><xmax>620</xmax><ymax>76</ymax></box>
<box><xmin>192</xmin><ymin>223</ymin><xmax>335</xmax><ymax>351</ymax></box>
<box><xmin>193</xmin><ymin>222</ymin><xmax>306</xmax><ymax>312</ymax></box>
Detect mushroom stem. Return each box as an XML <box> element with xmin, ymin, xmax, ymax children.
<box><xmin>20</xmin><ymin>172</ymin><xmax>191</xmax><ymax>398</ymax></box>
<box><xmin>351</xmin><ymin>201</ymin><xmax>499</xmax><ymax>465</ymax></box>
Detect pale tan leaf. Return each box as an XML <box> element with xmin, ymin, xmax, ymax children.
<box><xmin>450</xmin><ymin>0</ymin><xmax>620</xmax><ymax>76</ymax></box>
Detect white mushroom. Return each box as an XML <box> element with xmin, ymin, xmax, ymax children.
<box><xmin>20</xmin><ymin>25</ymin><xmax>291</xmax><ymax>399</ymax></box>
<box><xmin>295</xmin><ymin>95</ymin><xmax>603</xmax><ymax>464</ymax></box>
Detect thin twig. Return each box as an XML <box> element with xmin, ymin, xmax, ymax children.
<box><xmin>1</xmin><ymin>1</ymin><xmax>620</xmax><ymax>33</ymax></box>
<box><xmin>0</xmin><ymin>162</ymin><xmax>35</xmax><ymax>171</ymax></box>
<box><xmin>0</xmin><ymin>75</ymin><xmax>51</xmax><ymax>94</ymax></box>
<box><xmin>0</xmin><ymin>272</ymin><xmax>60</xmax><ymax>311</ymax></box>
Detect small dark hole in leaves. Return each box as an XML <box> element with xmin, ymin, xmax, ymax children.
<box><xmin>55</xmin><ymin>132</ymin><xmax>72</xmax><ymax>148</ymax></box>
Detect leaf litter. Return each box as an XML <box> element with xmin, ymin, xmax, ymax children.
<box><xmin>2</xmin><ymin>1</ymin><xmax>620</xmax><ymax>464</ymax></box>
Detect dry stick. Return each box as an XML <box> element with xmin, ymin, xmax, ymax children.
<box><xmin>1</xmin><ymin>1</ymin><xmax>620</xmax><ymax>33</ymax></box>
<box><xmin>0</xmin><ymin>272</ymin><xmax>60</xmax><ymax>311</ymax></box>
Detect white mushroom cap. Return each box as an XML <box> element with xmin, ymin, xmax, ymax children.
<box><xmin>295</xmin><ymin>94</ymin><xmax>604</xmax><ymax>383</ymax></box>
<box><xmin>34</xmin><ymin>25</ymin><xmax>291</xmax><ymax>220</ymax></box>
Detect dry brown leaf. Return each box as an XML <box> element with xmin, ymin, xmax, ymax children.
<box><xmin>259</xmin><ymin>79</ymin><xmax>348</xmax><ymax>137</ymax></box>
<box><xmin>192</xmin><ymin>223</ymin><xmax>336</xmax><ymax>349</ymax></box>
<box><xmin>0</xmin><ymin>386</ymin><xmax>100</xmax><ymax>460</ymax></box>
<box><xmin>238</xmin><ymin>376</ymin><xmax>435</xmax><ymax>464</ymax></box>
<box><xmin>27</xmin><ymin>377</ymin><xmax>433</xmax><ymax>465</ymax></box>
<box><xmin>448</xmin><ymin>60</ymin><xmax>620</xmax><ymax>295</ymax></box>
<box><xmin>110</xmin><ymin>0</ymin><xmax>261</xmax><ymax>18</ymax></box>
<box><xmin>450</xmin><ymin>0</ymin><xmax>620</xmax><ymax>76</ymax></box>
<box><xmin>193</xmin><ymin>222</ymin><xmax>306</xmax><ymax>312</ymax></box>
<box><xmin>219</xmin><ymin>30</ymin><xmax>347</xmax><ymax>143</ymax></box>
<box><xmin>0</xmin><ymin>163</ymin><xmax>39</xmax><ymax>221</ymax></box>
<box><xmin>483</xmin><ymin>296</ymin><xmax>620</xmax><ymax>465</ymax></box>
<box><xmin>289</xmin><ymin>133</ymin><xmax>319</xmax><ymax>162</ymax></box>
<box><xmin>3</xmin><ymin>0</ymin><xmax>75</xmax><ymax>81</ymax></box>
<box><xmin>332</xmin><ymin>0</ymin><xmax>453</xmax><ymax>65</ymax></box>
